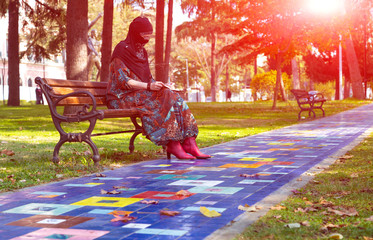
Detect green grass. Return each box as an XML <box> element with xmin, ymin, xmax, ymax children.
<box><xmin>235</xmin><ymin>132</ymin><xmax>373</xmax><ymax>240</ymax></box>
<box><xmin>0</xmin><ymin>99</ymin><xmax>370</xmax><ymax>193</ymax></box>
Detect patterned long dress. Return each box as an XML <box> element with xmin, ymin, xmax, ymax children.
<box><xmin>106</xmin><ymin>58</ymin><xmax>199</xmax><ymax>146</ymax></box>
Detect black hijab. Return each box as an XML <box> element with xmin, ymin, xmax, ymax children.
<box><xmin>111</xmin><ymin>17</ymin><xmax>153</xmax><ymax>83</ymax></box>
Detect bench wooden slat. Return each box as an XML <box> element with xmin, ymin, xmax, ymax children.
<box><xmin>101</xmin><ymin>109</ymin><xmax>141</xmax><ymax>118</ymax></box>
<box><xmin>44</xmin><ymin>78</ymin><xmax>107</xmax><ymax>88</ymax></box>
<box><xmin>51</xmin><ymin>87</ymin><xmax>106</xmax><ymax>97</ymax></box>
<box><xmin>55</xmin><ymin>97</ymin><xmax>106</xmax><ymax>106</ymax></box>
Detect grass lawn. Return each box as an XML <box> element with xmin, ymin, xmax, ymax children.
<box><xmin>0</xmin><ymin>99</ymin><xmax>370</xmax><ymax>194</ymax></box>
<box><xmin>235</xmin><ymin>132</ymin><xmax>373</xmax><ymax>240</ymax></box>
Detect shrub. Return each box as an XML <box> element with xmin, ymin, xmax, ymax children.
<box><xmin>251</xmin><ymin>70</ymin><xmax>291</xmax><ymax>100</ymax></box>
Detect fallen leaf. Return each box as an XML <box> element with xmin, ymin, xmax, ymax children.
<box><xmin>239</xmin><ymin>173</ymin><xmax>260</xmax><ymax>178</ymax></box>
<box><xmin>1</xmin><ymin>149</ymin><xmax>15</xmax><ymax>156</ymax></box>
<box><xmin>300</xmin><ymin>221</ymin><xmax>310</xmax><ymax>227</ymax></box>
<box><xmin>328</xmin><ymin>233</ymin><xmax>343</xmax><ymax>239</ymax></box>
<box><xmin>175</xmin><ymin>190</ymin><xmax>193</xmax><ymax>197</ymax></box>
<box><xmin>109</xmin><ymin>210</ymin><xmax>132</xmax><ymax>216</ymax></box>
<box><xmin>363</xmin><ymin>237</ymin><xmax>373</xmax><ymax>240</ymax></box>
<box><xmin>273</xmin><ymin>215</ymin><xmax>282</xmax><ymax>219</ymax></box>
<box><xmin>140</xmin><ymin>200</ymin><xmax>159</xmax><ymax>205</ymax></box>
<box><xmin>365</xmin><ymin>216</ymin><xmax>373</xmax><ymax>222</ymax></box>
<box><xmin>200</xmin><ymin>206</ymin><xmax>221</xmax><ymax>217</ymax></box>
<box><xmin>270</xmin><ymin>205</ymin><xmax>286</xmax><ymax>210</ymax></box>
<box><xmin>96</xmin><ymin>173</ymin><xmax>106</xmax><ymax>177</ymax></box>
<box><xmin>284</xmin><ymin>223</ymin><xmax>300</xmax><ymax>228</ymax></box>
<box><xmin>101</xmin><ymin>189</ymin><xmax>121</xmax><ymax>195</ymax></box>
<box><xmin>297</xmin><ymin>177</ymin><xmax>302</xmax><ymax>181</ymax></box>
<box><xmin>111</xmin><ymin>214</ymin><xmax>136</xmax><ymax>223</ymax></box>
<box><xmin>327</xmin><ymin>207</ymin><xmax>358</xmax><ymax>217</ymax></box>
<box><xmin>238</xmin><ymin>205</ymin><xmax>261</xmax><ymax>212</ymax></box>
<box><xmin>160</xmin><ymin>210</ymin><xmax>180</xmax><ymax>216</ymax></box>
<box><xmin>113</xmin><ymin>186</ymin><xmax>128</xmax><ymax>189</ymax></box>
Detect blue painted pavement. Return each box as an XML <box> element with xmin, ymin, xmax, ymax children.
<box><xmin>1</xmin><ymin>104</ymin><xmax>373</xmax><ymax>240</ymax></box>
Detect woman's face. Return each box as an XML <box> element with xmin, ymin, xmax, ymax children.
<box><xmin>140</xmin><ymin>31</ymin><xmax>153</xmax><ymax>43</ymax></box>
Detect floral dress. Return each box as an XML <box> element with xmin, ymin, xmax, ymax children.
<box><xmin>106</xmin><ymin>58</ymin><xmax>199</xmax><ymax>146</ymax></box>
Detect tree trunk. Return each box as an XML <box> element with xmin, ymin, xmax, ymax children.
<box><xmin>291</xmin><ymin>57</ymin><xmax>300</xmax><ymax>89</ymax></box>
<box><xmin>163</xmin><ymin>0</ymin><xmax>173</xmax><ymax>83</ymax></box>
<box><xmin>210</xmin><ymin>0</ymin><xmax>216</xmax><ymax>102</ymax></box>
<box><xmin>100</xmin><ymin>0</ymin><xmax>113</xmax><ymax>82</ymax></box>
<box><xmin>66</xmin><ymin>0</ymin><xmax>88</xmax><ymax>81</ymax></box>
<box><xmin>155</xmin><ymin>0</ymin><xmax>165</xmax><ymax>82</ymax></box>
<box><xmin>345</xmin><ymin>34</ymin><xmax>364</xmax><ymax>99</ymax></box>
<box><xmin>7</xmin><ymin>0</ymin><xmax>20</xmax><ymax>106</ymax></box>
<box><xmin>272</xmin><ymin>52</ymin><xmax>282</xmax><ymax>110</ymax></box>
<box><xmin>225</xmin><ymin>65</ymin><xmax>229</xmax><ymax>102</ymax></box>
<box><xmin>65</xmin><ymin>0</ymin><xmax>88</xmax><ymax>115</ymax></box>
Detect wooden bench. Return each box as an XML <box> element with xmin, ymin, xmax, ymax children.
<box><xmin>290</xmin><ymin>89</ymin><xmax>326</xmax><ymax>120</ymax></box>
<box><xmin>35</xmin><ymin>77</ymin><xmax>144</xmax><ymax>166</ymax></box>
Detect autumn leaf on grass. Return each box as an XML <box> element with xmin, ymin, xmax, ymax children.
<box><xmin>175</xmin><ymin>190</ymin><xmax>193</xmax><ymax>197</ymax></box>
<box><xmin>327</xmin><ymin>207</ymin><xmax>358</xmax><ymax>217</ymax></box>
<box><xmin>101</xmin><ymin>189</ymin><xmax>121</xmax><ymax>195</ymax></box>
<box><xmin>365</xmin><ymin>216</ymin><xmax>373</xmax><ymax>222</ymax></box>
<box><xmin>1</xmin><ymin>149</ymin><xmax>15</xmax><ymax>156</ymax></box>
<box><xmin>300</xmin><ymin>221</ymin><xmax>310</xmax><ymax>227</ymax></box>
<box><xmin>270</xmin><ymin>205</ymin><xmax>286</xmax><ymax>210</ymax></box>
<box><xmin>238</xmin><ymin>204</ymin><xmax>262</xmax><ymax>212</ymax></box>
<box><xmin>160</xmin><ymin>210</ymin><xmax>180</xmax><ymax>216</ymax></box>
<box><xmin>319</xmin><ymin>197</ymin><xmax>334</xmax><ymax>207</ymax></box>
<box><xmin>363</xmin><ymin>237</ymin><xmax>373</xmax><ymax>240</ymax></box>
<box><xmin>328</xmin><ymin>233</ymin><xmax>343</xmax><ymax>239</ymax></box>
<box><xmin>200</xmin><ymin>206</ymin><xmax>221</xmax><ymax>218</ymax></box>
<box><xmin>111</xmin><ymin>214</ymin><xmax>136</xmax><ymax>223</ymax></box>
<box><xmin>140</xmin><ymin>200</ymin><xmax>159</xmax><ymax>205</ymax></box>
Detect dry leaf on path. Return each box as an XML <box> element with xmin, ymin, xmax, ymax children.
<box><xmin>160</xmin><ymin>210</ymin><xmax>180</xmax><ymax>216</ymax></box>
<box><xmin>175</xmin><ymin>190</ymin><xmax>193</xmax><ymax>197</ymax></box>
<box><xmin>111</xmin><ymin>214</ymin><xmax>136</xmax><ymax>223</ymax></box>
<box><xmin>96</xmin><ymin>173</ymin><xmax>106</xmax><ymax>177</ymax></box>
<box><xmin>140</xmin><ymin>200</ymin><xmax>159</xmax><ymax>205</ymax></box>
<box><xmin>101</xmin><ymin>189</ymin><xmax>121</xmax><ymax>195</ymax></box>
<box><xmin>200</xmin><ymin>206</ymin><xmax>221</xmax><ymax>217</ymax></box>
<box><xmin>239</xmin><ymin>173</ymin><xmax>260</xmax><ymax>178</ymax></box>
<box><xmin>238</xmin><ymin>204</ymin><xmax>261</xmax><ymax>212</ymax></box>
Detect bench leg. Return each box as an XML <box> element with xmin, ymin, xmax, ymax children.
<box><xmin>129</xmin><ymin>131</ymin><xmax>142</xmax><ymax>153</ymax></box>
<box><xmin>83</xmin><ymin>138</ymin><xmax>100</xmax><ymax>166</ymax></box>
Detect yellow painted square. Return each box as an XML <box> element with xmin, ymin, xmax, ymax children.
<box><xmin>71</xmin><ymin>196</ymin><xmax>143</xmax><ymax>207</ymax></box>
<box><xmin>239</xmin><ymin>157</ymin><xmax>277</xmax><ymax>162</ymax></box>
<box><xmin>85</xmin><ymin>183</ymin><xmax>105</xmax><ymax>185</ymax></box>
<box><xmin>219</xmin><ymin>163</ymin><xmax>262</xmax><ymax>168</ymax></box>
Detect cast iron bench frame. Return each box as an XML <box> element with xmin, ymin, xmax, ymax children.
<box><xmin>35</xmin><ymin>77</ymin><xmax>144</xmax><ymax>166</ymax></box>
<box><xmin>291</xmin><ymin>89</ymin><xmax>326</xmax><ymax>120</ymax></box>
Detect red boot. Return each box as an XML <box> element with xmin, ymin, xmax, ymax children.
<box><xmin>167</xmin><ymin>141</ymin><xmax>196</xmax><ymax>160</ymax></box>
<box><xmin>182</xmin><ymin>137</ymin><xmax>211</xmax><ymax>159</ymax></box>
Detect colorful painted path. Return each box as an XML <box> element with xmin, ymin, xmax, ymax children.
<box><xmin>1</xmin><ymin>104</ymin><xmax>373</xmax><ymax>240</ymax></box>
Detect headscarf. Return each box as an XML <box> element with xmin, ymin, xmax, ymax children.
<box><xmin>111</xmin><ymin>17</ymin><xmax>153</xmax><ymax>83</ymax></box>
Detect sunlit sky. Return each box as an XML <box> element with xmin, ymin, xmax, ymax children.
<box><xmin>306</xmin><ymin>0</ymin><xmax>345</xmax><ymax>15</ymax></box>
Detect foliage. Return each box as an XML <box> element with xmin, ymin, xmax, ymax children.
<box><xmin>251</xmin><ymin>70</ymin><xmax>291</xmax><ymax>100</ymax></box>
<box><xmin>314</xmin><ymin>81</ymin><xmax>335</xmax><ymax>100</ymax></box>
<box><xmin>0</xmin><ymin>100</ymin><xmax>370</xmax><ymax>192</ymax></box>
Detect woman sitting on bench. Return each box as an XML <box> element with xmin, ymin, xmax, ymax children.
<box><xmin>106</xmin><ymin>17</ymin><xmax>211</xmax><ymax>160</ymax></box>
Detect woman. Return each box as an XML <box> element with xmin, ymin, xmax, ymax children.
<box><xmin>106</xmin><ymin>16</ymin><xmax>211</xmax><ymax>160</ymax></box>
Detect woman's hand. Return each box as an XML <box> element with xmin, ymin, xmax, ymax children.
<box><xmin>150</xmin><ymin>81</ymin><xmax>168</xmax><ymax>91</ymax></box>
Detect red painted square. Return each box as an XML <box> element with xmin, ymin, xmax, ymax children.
<box><xmin>130</xmin><ymin>191</ymin><xmax>194</xmax><ymax>200</ymax></box>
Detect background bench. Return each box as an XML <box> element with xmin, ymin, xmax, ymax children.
<box><xmin>291</xmin><ymin>89</ymin><xmax>326</xmax><ymax>120</ymax></box>
<box><xmin>35</xmin><ymin>77</ymin><xmax>144</xmax><ymax>166</ymax></box>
